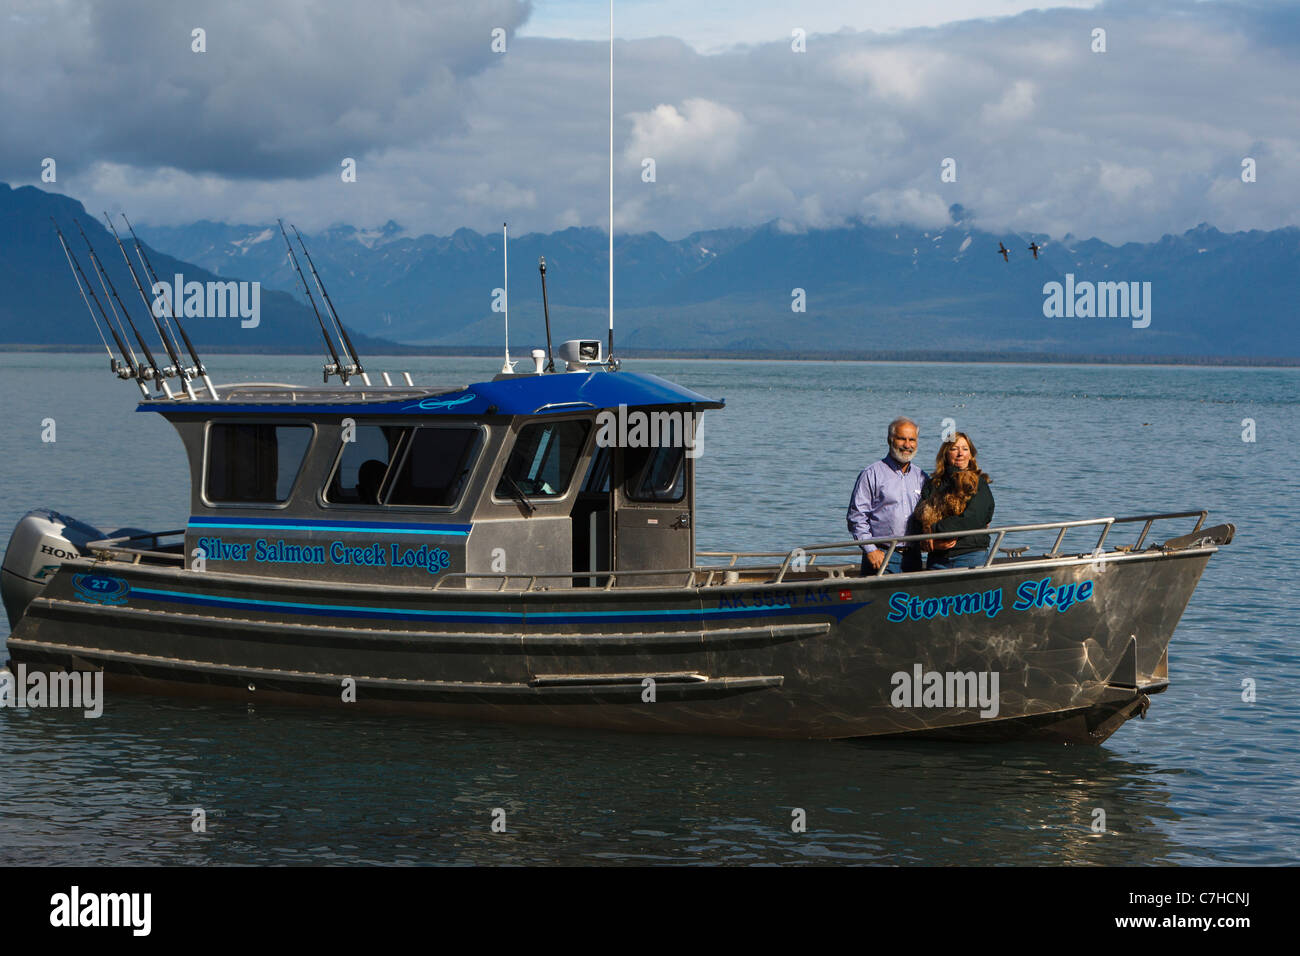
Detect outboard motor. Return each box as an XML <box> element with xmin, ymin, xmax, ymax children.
<box><xmin>2</xmin><ymin>508</ymin><xmax>105</xmax><ymax>628</ymax></box>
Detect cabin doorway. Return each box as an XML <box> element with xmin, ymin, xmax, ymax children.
<box><xmin>612</xmin><ymin>444</ymin><xmax>693</xmax><ymax>586</ymax></box>
<box><xmin>571</xmin><ymin>445</ymin><xmax>612</xmax><ymax>586</ymax></box>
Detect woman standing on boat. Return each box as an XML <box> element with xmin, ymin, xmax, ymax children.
<box><xmin>916</xmin><ymin>433</ymin><xmax>994</xmax><ymax>570</ymax></box>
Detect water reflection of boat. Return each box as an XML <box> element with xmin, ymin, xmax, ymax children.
<box><xmin>1</xmin><ymin>333</ymin><xmax>1232</xmax><ymax>743</ymax></box>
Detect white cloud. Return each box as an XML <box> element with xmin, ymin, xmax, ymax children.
<box><xmin>859</xmin><ymin>188</ymin><xmax>952</xmax><ymax>229</ymax></box>
<box><xmin>980</xmin><ymin>80</ymin><xmax>1037</xmax><ymax>125</ymax></box>
<box><xmin>623</xmin><ymin>98</ymin><xmax>749</xmax><ymax>172</ymax></box>
<box><xmin>831</xmin><ymin>48</ymin><xmax>953</xmax><ymax>103</ymax></box>
<box><xmin>1097</xmin><ymin>161</ymin><xmax>1155</xmax><ymax>201</ymax></box>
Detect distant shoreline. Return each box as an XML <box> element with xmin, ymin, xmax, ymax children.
<box><xmin>5</xmin><ymin>344</ymin><xmax>1298</xmax><ymax>368</ymax></box>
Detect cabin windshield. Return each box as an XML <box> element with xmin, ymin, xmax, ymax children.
<box><xmin>495</xmin><ymin>420</ymin><xmax>591</xmax><ymax>498</ymax></box>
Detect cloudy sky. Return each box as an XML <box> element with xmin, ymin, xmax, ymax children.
<box><xmin>3</xmin><ymin>0</ymin><xmax>1296</xmax><ymax>242</ymax></box>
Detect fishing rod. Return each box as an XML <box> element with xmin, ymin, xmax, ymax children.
<box><xmin>122</xmin><ymin>214</ymin><xmax>218</xmax><ymax>401</ymax></box>
<box><xmin>103</xmin><ymin>212</ymin><xmax>192</xmax><ymax>399</ymax></box>
<box><xmin>69</xmin><ymin>219</ymin><xmax>152</xmax><ymax>398</ymax></box>
<box><xmin>83</xmin><ymin>221</ymin><xmax>168</xmax><ymax>396</ymax></box>
<box><xmin>77</xmin><ymin>217</ymin><xmax>174</xmax><ymax>395</ymax></box>
<box><xmin>538</xmin><ymin>256</ymin><xmax>555</xmax><ymax>372</ymax></box>
<box><xmin>81</xmin><ymin>230</ymin><xmax>145</xmax><ymax>382</ymax></box>
<box><xmin>290</xmin><ymin>224</ymin><xmax>367</xmax><ymax>385</ymax></box>
<box><xmin>278</xmin><ymin>218</ymin><xmax>346</xmax><ymax>384</ymax></box>
<box><xmin>52</xmin><ymin>219</ymin><xmax>148</xmax><ymax>395</ymax></box>
<box><xmin>79</xmin><ymin>218</ymin><xmax>168</xmax><ymax>397</ymax></box>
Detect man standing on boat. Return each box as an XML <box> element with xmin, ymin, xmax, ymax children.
<box><xmin>847</xmin><ymin>417</ymin><xmax>926</xmax><ymax>575</ymax></box>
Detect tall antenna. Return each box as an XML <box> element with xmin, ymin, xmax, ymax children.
<box><xmin>608</xmin><ymin>0</ymin><xmax>616</xmax><ymax>368</ymax></box>
<box><xmin>501</xmin><ymin>222</ymin><xmax>515</xmax><ymax>373</ymax></box>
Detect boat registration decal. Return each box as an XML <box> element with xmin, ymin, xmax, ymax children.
<box><xmin>717</xmin><ymin>586</ymin><xmax>851</xmax><ymax>610</ymax></box>
<box><xmin>72</xmin><ymin>573</ymin><xmax>129</xmax><ymax>606</ymax></box>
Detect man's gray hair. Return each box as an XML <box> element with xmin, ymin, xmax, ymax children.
<box><xmin>887</xmin><ymin>417</ymin><xmax>918</xmax><ymax>441</ymax></box>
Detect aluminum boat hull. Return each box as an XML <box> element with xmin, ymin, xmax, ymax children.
<box><xmin>4</xmin><ymin>545</ymin><xmax>1215</xmax><ymax>743</ymax></box>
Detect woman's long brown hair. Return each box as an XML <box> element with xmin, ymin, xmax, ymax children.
<box><xmin>929</xmin><ymin>432</ymin><xmax>983</xmax><ymax>484</ymax></box>
<box><xmin>916</xmin><ymin>432</ymin><xmax>989</xmax><ymax>531</ymax></box>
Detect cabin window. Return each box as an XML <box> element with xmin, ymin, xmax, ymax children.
<box><xmin>386</xmin><ymin>427</ymin><xmax>482</xmax><ymax>507</ymax></box>
<box><xmin>496</xmin><ymin>420</ymin><xmax>591</xmax><ymax>498</ymax></box>
<box><xmin>206</xmin><ymin>423</ymin><xmax>312</xmax><ymax>504</ymax></box>
<box><xmin>325</xmin><ymin>425</ymin><xmax>481</xmax><ymax>508</ymax></box>
<box><xmin>324</xmin><ymin>425</ymin><xmax>410</xmax><ymax>505</ymax></box>
<box><xmin>580</xmin><ymin>445</ymin><xmax>612</xmax><ymax>494</ymax></box>
<box><xmin>625</xmin><ymin>445</ymin><xmax>686</xmax><ymax>502</ymax></box>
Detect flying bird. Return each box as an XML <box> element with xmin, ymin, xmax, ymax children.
<box><xmin>1028</xmin><ymin>242</ymin><xmax>1041</xmax><ymax>260</ymax></box>
<box><xmin>997</xmin><ymin>242</ymin><xmax>1009</xmax><ymax>263</ymax></box>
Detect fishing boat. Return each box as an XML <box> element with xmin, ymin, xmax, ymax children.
<box><xmin>0</xmin><ymin>275</ymin><xmax>1233</xmax><ymax>742</ymax></box>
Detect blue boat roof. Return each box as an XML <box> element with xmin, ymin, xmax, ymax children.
<box><xmin>139</xmin><ymin>370</ymin><xmax>724</xmax><ymax>417</ymax></box>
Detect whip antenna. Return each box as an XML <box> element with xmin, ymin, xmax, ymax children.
<box><xmin>607</xmin><ymin>0</ymin><xmax>617</xmax><ymax>369</ymax></box>
<box><xmin>539</xmin><ymin>256</ymin><xmax>555</xmax><ymax>372</ymax></box>
<box><xmin>501</xmin><ymin>222</ymin><xmax>515</xmax><ymax>373</ymax></box>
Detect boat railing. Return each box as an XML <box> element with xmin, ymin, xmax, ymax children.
<box><xmin>700</xmin><ymin>509</ymin><xmax>1210</xmax><ymax>583</ymax></box>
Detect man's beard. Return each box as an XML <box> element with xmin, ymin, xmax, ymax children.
<box><xmin>891</xmin><ymin>446</ymin><xmax>917</xmax><ymax>464</ymax></box>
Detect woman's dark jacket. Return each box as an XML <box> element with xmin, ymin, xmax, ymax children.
<box><xmin>917</xmin><ymin>472</ymin><xmax>995</xmax><ymax>555</ymax></box>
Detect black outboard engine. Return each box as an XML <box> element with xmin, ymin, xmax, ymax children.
<box><xmin>2</xmin><ymin>508</ymin><xmax>106</xmax><ymax>628</ymax></box>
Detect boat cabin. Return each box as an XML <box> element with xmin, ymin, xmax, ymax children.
<box><xmin>146</xmin><ymin>356</ymin><xmax>723</xmax><ymax>589</ymax></box>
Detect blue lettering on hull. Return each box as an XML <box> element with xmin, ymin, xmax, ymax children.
<box><xmin>193</xmin><ymin>535</ymin><xmax>448</xmax><ymax>576</ymax></box>
<box><xmin>885</xmin><ymin>577</ymin><xmax>1096</xmax><ymax>623</ymax></box>
<box><xmin>1012</xmin><ymin>577</ymin><xmax>1095</xmax><ymax>613</ymax></box>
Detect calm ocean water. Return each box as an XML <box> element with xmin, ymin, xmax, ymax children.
<box><xmin>1</xmin><ymin>353</ymin><xmax>1296</xmax><ymax>865</ymax></box>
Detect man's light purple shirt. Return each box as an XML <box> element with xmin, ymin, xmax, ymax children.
<box><xmin>846</xmin><ymin>456</ymin><xmax>928</xmax><ymax>553</ymax></box>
